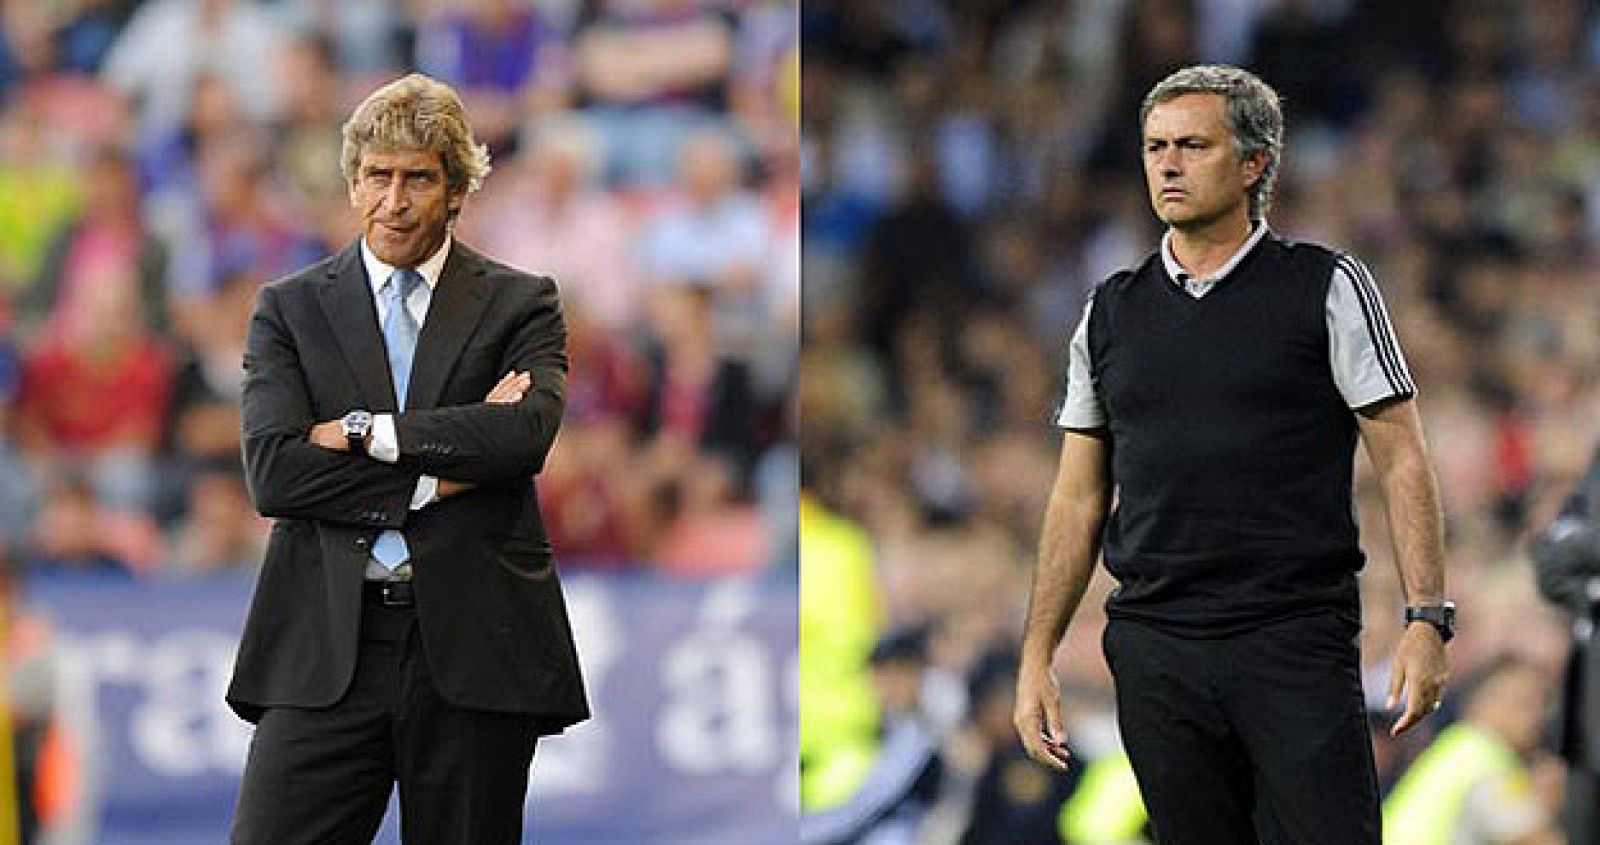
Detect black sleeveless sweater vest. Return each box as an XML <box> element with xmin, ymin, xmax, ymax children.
<box><xmin>1088</xmin><ymin>234</ymin><xmax>1363</xmax><ymax>634</ymax></box>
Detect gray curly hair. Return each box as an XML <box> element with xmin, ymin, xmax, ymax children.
<box><xmin>340</xmin><ymin>73</ymin><xmax>492</xmax><ymax>196</ymax></box>
<box><xmin>1140</xmin><ymin>64</ymin><xmax>1283</xmax><ymax>221</ymax></box>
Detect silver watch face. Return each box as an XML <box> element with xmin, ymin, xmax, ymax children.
<box><xmin>342</xmin><ymin>411</ymin><xmax>371</xmax><ymax>438</ymax></box>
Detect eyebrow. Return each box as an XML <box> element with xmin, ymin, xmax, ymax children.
<box><xmin>1144</xmin><ymin>135</ymin><xmax>1211</xmax><ymax>147</ymax></box>
<box><xmin>362</xmin><ymin>166</ymin><xmax>442</xmax><ymax>178</ymax></box>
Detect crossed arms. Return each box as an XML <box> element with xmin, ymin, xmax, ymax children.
<box><xmin>240</xmin><ymin>280</ymin><xmax>566</xmax><ymax>529</ymax></box>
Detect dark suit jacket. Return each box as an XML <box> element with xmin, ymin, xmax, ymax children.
<box><xmin>227</xmin><ymin>240</ymin><xmax>589</xmax><ymax>733</ymax></box>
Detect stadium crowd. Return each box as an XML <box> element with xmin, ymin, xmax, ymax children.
<box><xmin>802</xmin><ymin>0</ymin><xmax>1600</xmax><ymax>841</ymax></box>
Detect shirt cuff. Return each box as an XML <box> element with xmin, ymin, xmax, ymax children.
<box><xmin>411</xmin><ymin>475</ymin><xmax>439</xmax><ymax>510</ymax></box>
<box><xmin>369</xmin><ymin>414</ymin><xmax>399</xmax><ymax>463</ymax></box>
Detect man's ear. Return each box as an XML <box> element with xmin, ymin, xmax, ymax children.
<box><xmin>1244</xmin><ymin>152</ymin><xmax>1267</xmax><ymax>186</ymax></box>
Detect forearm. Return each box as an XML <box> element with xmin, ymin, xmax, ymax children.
<box><xmin>244</xmin><ymin>433</ymin><xmax>417</xmax><ymax>528</ymax></box>
<box><xmin>1021</xmin><ymin>491</ymin><xmax>1107</xmax><ymax>669</ymax></box>
<box><xmin>1379</xmin><ymin>447</ymin><xmax>1447</xmax><ymax>604</ymax></box>
<box><xmin>391</xmin><ymin>394</ymin><xmax>563</xmax><ymax>482</ymax></box>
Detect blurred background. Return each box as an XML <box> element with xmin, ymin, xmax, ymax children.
<box><xmin>800</xmin><ymin>0</ymin><xmax>1600</xmax><ymax>842</ymax></box>
<box><xmin>0</xmin><ymin>0</ymin><xmax>798</xmax><ymax>843</ymax></box>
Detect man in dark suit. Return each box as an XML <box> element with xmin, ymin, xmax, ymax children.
<box><xmin>227</xmin><ymin>73</ymin><xmax>587</xmax><ymax>844</ymax></box>
<box><xmin>1534</xmin><ymin>448</ymin><xmax>1600</xmax><ymax>845</ymax></box>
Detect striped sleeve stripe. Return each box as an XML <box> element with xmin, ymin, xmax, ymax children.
<box><xmin>1336</xmin><ymin>254</ymin><xmax>1415</xmax><ymax>396</ymax></box>
<box><xmin>1350</xmin><ymin>257</ymin><xmax>1417</xmax><ymax>394</ymax></box>
<box><xmin>1339</xmin><ymin>255</ymin><xmax>1414</xmax><ymax>395</ymax></box>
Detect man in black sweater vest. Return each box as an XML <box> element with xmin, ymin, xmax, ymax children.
<box><xmin>1014</xmin><ymin>65</ymin><xmax>1451</xmax><ymax>844</ymax></box>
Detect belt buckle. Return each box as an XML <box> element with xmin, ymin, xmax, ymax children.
<box><xmin>381</xmin><ymin>580</ymin><xmax>414</xmax><ymax>608</ymax></box>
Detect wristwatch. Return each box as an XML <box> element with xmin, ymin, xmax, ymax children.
<box><xmin>340</xmin><ymin>410</ymin><xmax>373</xmax><ymax>452</ymax></box>
<box><xmin>1404</xmin><ymin>602</ymin><xmax>1456</xmax><ymax>643</ymax></box>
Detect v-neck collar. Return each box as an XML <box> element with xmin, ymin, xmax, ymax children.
<box><xmin>1160</xmin><ymin>223</ymin><xmax>1270</xmax><ymax>299</ymax></box>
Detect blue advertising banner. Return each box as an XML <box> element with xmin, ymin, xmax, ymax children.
<box><xmin>23</xmin><ymin>572</ymin><xmax>798</xmax><ymax>845</ymax></box>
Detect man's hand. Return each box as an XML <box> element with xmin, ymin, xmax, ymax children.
<box><xmin>486</xmin><ymin>370</ymin><xmax>530</xmax><ymax>404</ymax></box>
<box><xmin>1386</xmin><ymin>622</ymin><xmax>1449</xmax><ymax>736</ymax></box>
<box><xmin>1014</xmin><ymin>664</ymin><xmax>1072</xmax><ymax>771</ymax></box>
<box><xmin>434</xmin><ymin>372</ymin><xmax>531</xmax><ymax>499</ymax></box>
<box><xmin>307</xmin><ymin>420</ymin><xmax>348</xmax><ymax>451</ymax></box>
<box><xmin>437</xmin><ymin>478</ymin><xmax>474</xmax><ymax>498</ymax></box>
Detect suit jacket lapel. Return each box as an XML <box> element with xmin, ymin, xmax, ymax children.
<box><xmin>407</xmin><ymin>243</ymin><xmax>493</xmax><ymax>411</ymax></box>
<box><xmin>318</xmin><ymin>243</ymin><xmax>399</xmax><ymax>411</ymax></box>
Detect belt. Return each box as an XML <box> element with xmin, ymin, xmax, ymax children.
<box><xmin>363</xmin><ymin>579</ymin><xmax>415</xmax><ymax>609</ymax></box>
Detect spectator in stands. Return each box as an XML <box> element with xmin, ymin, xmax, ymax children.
<box><xmin>173</xmin><ymin>131</ymin><xmax>321</xmax><ymax>309</ymax></box>
<box><xmin>24</xmin><ymin>473</ymin><xmax>144</xmax><ymax>575</ymax></box>
<box><xmin>1384</xmin><ymin>657</ymin><xmax>1563</xmax><ymax>845</ymax></box>
<box><xmin>467</xmin><ymin>117</ymin><xmax>642</xmax><ymax>331</ymax></box>
<box><xmin>640</xmin><ymin>128</ymin><xmax>774</xmax><ymax>359</ymax></box>
<box><xmin>55</xmin><ymin>0</ymin><xmax>133</xmax><ymax>75</ymax></box>
<box><xmin>269</xmin><ymin>31</ymin><xmax>354</xmax><ymax>257</ymax></box>
<box><xmin>641</xmin><ymin>283</ymin><xmax>763</xmax><ymax>486</ymax></box>
<box><xmin>163</xmin><ymin>269</ymin><xmax>251</xmax><ymax>490</ymax></box>
<box><xmin>167</xmin><ymin>461</ymin><xmax>264</xmax><ymax>575</ymax></box>
<box><xmin>415</xmin><ymin>0</ymin><xmax>571</xmax><ymax>150</ymax></box>
<box><xmin>278</xmin><ymin>0</ymin><xmax>406</xmax><ymax>76</ymax></box>
<box><xmin>655</xmin><ymin>451</ymin><xmax>768</xmax><ymax>576</ymax></box>
<box><xmin>101</xmin><ymin>0</ymin><xmax>289</xmax><ymax>142</ymax></box>
<box><xmin>538</xmin><ymin>300</ymin><xmax>650</xmax><ymax>567</ymax></box>
<box><xmin>728</xmin><ymin>0</ymin><xmax>799</xmax><ymax>155</ymax></box>
<box><xmin>24</xmin><ymin>144</ymin><xmax>168</xmax><ymax>341</ymax></box>
<box><xmin>15</xmin><ymin>257</ymin><xmax>172</xmax><ymax>510</ymax></box>
<box><xmin>137</xmin><ymin>71</ymin><xmax>243</xmax><ymax>251</ymax></box>
<box><xmin>0</xmin><ymin>103</ymin><xmax>82</xmax><ymax>295</ymax></box>
<box><xmin>572</xmin><ymin>0</ymin><xmax>737</xmax><ymax>183</ymax></box>
<box><xmin>800</xmin><ymin>464</ymin><xmax>882</xmax><ymax>811</ymax></box>
<box><xmin>802</xmin><ymin>627</ymin><xmax>945</xmax><ymax>845</ymax></box>
<box><xmin>539</xmin><ymin>416</ymin><xmax>647</xmax><ymax>567</ymax></box>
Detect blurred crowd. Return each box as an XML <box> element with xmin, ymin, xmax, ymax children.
<box><xmin>0</xmin><ymin>0</ymin><xmax>799</xmax><ymax>582</ymax></box>
<box><xmin>801</xmin><ymin>0</ymin><xmax>1600</xmax><ymax>841</ymax></box>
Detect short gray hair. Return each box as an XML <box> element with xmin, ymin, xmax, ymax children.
<box><xmin>1140</xmin><ymin>64</ymin><xmax>1283</xmax><ymax>221</ymax></box>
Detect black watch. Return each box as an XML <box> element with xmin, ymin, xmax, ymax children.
<box><xmin>1404</xmin><ymin>602</ymin><xmax>1456</xmax><ymax>643</ymax></box>
<box><xmin>340</xmin><ymin>410</ymin><xmax>372</xmax><ymax>451</ymax></box>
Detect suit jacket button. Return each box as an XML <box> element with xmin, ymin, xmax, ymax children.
<box><xmin>356</xmin><ymin>537</ymin><xmax>369</xmax><ymax>547</ymax></box>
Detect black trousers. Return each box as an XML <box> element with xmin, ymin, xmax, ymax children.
<box><xmin>230</xmin><ymin>589</ymin><xmax>541</xmax><ymax>845</ymax></box>
<box><xmin>1103</xmin><ymin>611</ymin><xmax>1380</xmax><ymax>845</ymax></box>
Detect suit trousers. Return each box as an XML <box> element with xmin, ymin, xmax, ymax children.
<box><xmin>230</xmin><ymin>588</ymin><xmax>541</xmax><ymax>844</ymax></box>
<box><xmin>1103</xmin><ymin>611</ymin><xmax>1381</xmax><ymax>845</ymax></box>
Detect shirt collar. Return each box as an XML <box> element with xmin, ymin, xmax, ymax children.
<box><xmin>360</xmin><ymin>234</ymin><xmax>452</xmax><ymax>297</ymax></box>
<box><xmin>1160</xmin><ymin>222</ymin><xmax>1269</xmax><ymax>285</ymax></box>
